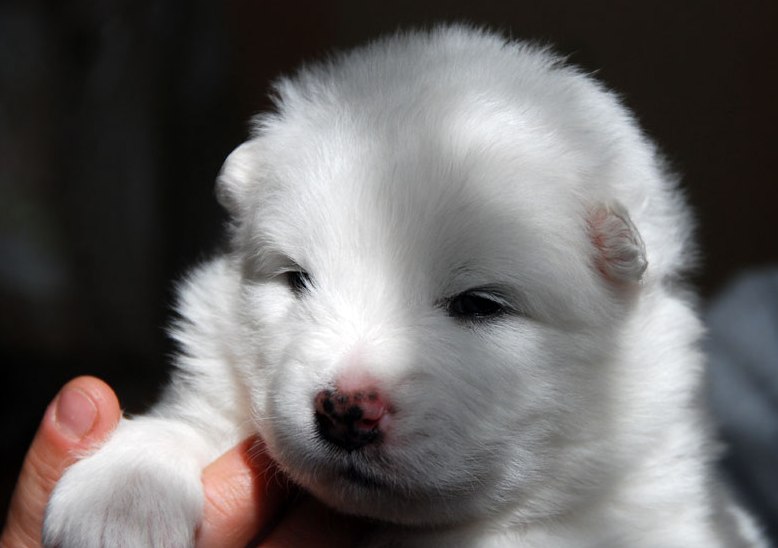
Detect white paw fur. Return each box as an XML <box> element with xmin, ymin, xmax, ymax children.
<box><xmin>43</xmin><ymin>418</ymin><xmax>210</xmax><ymax>548</ymax></box>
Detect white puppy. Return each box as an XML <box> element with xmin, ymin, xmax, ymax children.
<box><xmin>43</xmin><ymin>26</ymin><xmax>766</xmax><ymax>547</ymax></box>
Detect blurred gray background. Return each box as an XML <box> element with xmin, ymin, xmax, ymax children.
<box><xmin>2</xmin><ymin>0</ymin><xmax>776</xmax><ymax>539</ymax></box>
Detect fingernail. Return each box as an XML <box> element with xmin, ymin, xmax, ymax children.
<box><xmin>55</xmin><ymin>386</ymin><xmax>97</xmax><ymax>440</ymax></box>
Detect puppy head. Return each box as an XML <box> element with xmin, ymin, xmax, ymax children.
<box><xmin>217</xmin><ymin>27</ymin><xmax>662</xmax><ymax>526</ymax></box>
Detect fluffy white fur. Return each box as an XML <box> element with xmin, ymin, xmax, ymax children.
<box><xmin>44</xmin><ymin>26</ymin><xmax>766</xmax><ymax>547</ymax></box>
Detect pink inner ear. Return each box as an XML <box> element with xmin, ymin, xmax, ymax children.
<box><xmin>588</xmin><ymin>202</ymin><xmax>648</xmax><ymax>285</ymax></box>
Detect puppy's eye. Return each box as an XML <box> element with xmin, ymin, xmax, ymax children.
<box><xmin>447</xmin><ymin>291</ymin><xmax>506</xmax><ymax>320</ymax></box>
<box><xmin>285</xmin><ymin>270</ymin><xmax>311</xmax><ymax>295</ymax></box>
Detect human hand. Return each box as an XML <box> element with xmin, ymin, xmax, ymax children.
<box><xmin>1</xmin><ymin>376</ymin><xmax>121</xmax><ymax>547</ymax></box>
<box><xmin>1</xmin><ymin>377</ymin><xmax>366</xmax><ymax>548</ymax></box>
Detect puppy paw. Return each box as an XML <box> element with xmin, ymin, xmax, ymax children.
<box><xmin>43</xmin><ymin>418</ymin><xmax>208</xmax><ymax>548</ymax></box>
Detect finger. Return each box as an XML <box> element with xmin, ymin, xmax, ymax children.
<box><xmin>197</xmin><ymin>438</ymin><xmax>292</xmax><ymax>548</ymax></box>
<box><xmin>261</xmin><ymin>494</ymin><xmax>368</xmax><ymax>547</ymax></box>
<box><xmin>1</xmin><ymin>376</ymin><xmax>121</xmax><ymax>548</ymax></box>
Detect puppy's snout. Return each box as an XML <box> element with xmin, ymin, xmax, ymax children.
<box><xmin>314</xmin><ymin>388</ymin><xmax>390</xmax><ymax>451</ymax></box>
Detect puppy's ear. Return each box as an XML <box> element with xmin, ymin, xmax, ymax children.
<box><xmin>588</xmin><ymin>201</ymin><xmax>647</xmax><ymax>286</ymax></box>
<box><xmin>215</xmin><ymin>139</ymin><xmax>263</xmax><ymax>216</ymax></box>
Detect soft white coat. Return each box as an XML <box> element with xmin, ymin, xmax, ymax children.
<box><xmin>43</xmin><ymin>26</ymin><xmax>766</xmax><ymax>547</ymax></box>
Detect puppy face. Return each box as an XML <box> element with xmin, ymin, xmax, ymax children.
<box><xmin>218</xmin><ymin>30</ymin><xmax>648</xmax><ymax>525</ymax></box>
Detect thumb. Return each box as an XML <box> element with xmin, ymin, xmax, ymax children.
<box><xmin>1</xmin><ymin>376</ymin><xmax>121</xmax><ymax>548</ymax></box>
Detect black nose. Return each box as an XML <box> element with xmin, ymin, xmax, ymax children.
<box><xmin>314</xmin><ymin>389</ymin><xmax>385</xmax><ymax>451</ymax></box>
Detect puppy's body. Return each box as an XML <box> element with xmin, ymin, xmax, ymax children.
<box><xmin>44</xmin><ymin>27</ymin><xmax>765</xmax><ymax>547</ymax></box>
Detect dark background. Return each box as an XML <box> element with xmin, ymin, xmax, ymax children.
<box><xmin>2</xmin><ymin>0</ymin><xmax>776</xmax><ymax>537</ymax></box>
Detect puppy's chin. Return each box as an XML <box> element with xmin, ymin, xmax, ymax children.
<box><xmin>256</xmin><ymin>415</ymin><xmax>496</xmax><ymax>525</ymax></box>
<box><xmin>262</xmin><ymin>412</ymin><xmax>563</xmax><ymax>528</ymax></box>
<box><xmin>294</xmin><ymin>456</ymin><xmax>489</xmax><ymax>526</ymax></box>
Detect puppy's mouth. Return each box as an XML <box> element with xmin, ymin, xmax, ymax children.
<box><xmin>341</xmin><ymin>463</ymin><xmax>387</xmax><ymax>490</ymax></box>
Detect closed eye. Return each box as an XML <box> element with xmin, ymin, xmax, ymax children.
<box><xmin>446</xmin><ymin>290</ymin><xmax>507</xmax><ymax>320</ymax></box>
<box><xmin>285</xmin><ymin>270</ymin><xmax>312</xmax><ymax>295</ymax></box>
